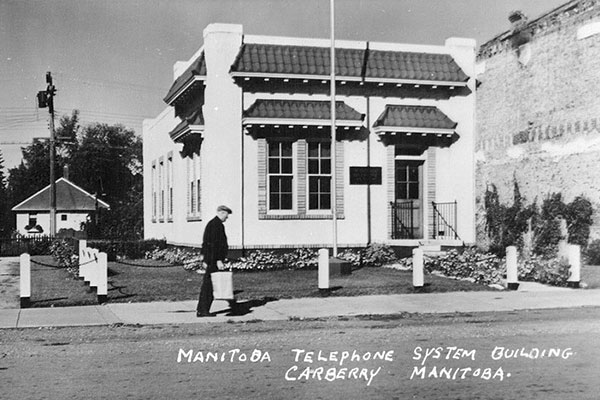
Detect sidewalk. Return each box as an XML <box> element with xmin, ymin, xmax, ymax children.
<box><xmin>2</xmin><ymin>284</ymin><xmax>600</xmax><ymax>329</ymax></box>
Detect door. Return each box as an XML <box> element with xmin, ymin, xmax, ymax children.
<box><xmin>393</xmin><ymin>160</ymin><xmax>424</xmax><ymax>239</ymax></box>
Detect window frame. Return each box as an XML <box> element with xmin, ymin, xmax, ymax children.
<box><xmin>306</xmin><ymin>140</ymin><xmax>332</xmax><ymax>213</ymax></box>
<box><xmin>267</xmin><ymin>140</ymin><xmax>296</xmax><ymax>214</ymax></box>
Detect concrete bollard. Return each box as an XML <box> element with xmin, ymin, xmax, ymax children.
<box><xmin>89</xmin><ymin>249</ymin><xmax>99</xmax><ymax>289</ymax></box>
<box><xmin>82</xmin><ymin>248</ymin><xmax>90</xmax><ymax>284</ymax></box>
<box><xmin>20</xmin><ymin>253</ymin><xmax>31</xmax><ymax>308</ymax></box>
<box><xmin>567</xmin><ymin>244</ymin><xmax>580</xmax><ymax>288</ymax></box>
<box><xmin>97</xmin><ymin>252</ymin><xmax>108</xmax><ymax>303</ymax></box>
<box><xmin>78</xmin><ymin>240</ymin><xmax>87</xmax><ymax>279</ymax></box>
<box><xmin>318</xmin><ymin>248</ymin><xmax>329</xmax><ymax>291</ymax></box>
<box><xmin>412</xmin><ymin>248</ymin><xmax>424</xmax><ymax>288</ymax></box>
<box><xmin>506</xmin><ymin>246</ymin><xmax>519</xmax><ymax>290</ymax></box>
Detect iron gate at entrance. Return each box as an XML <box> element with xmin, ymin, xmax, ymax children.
<box><xmin>390</xmin><ymin>201</ymin><xmax>459</xmax><ymax>240</ymax></box>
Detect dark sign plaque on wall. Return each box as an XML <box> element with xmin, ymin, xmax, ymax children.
<box><xmin>349</xmin><ymin>166</ymin><xmax>382</xmax><ymax>185</ymax></box>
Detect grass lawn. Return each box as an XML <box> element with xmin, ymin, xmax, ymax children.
<box><xmin>582</xmin><ymin>265</ymin><xmax>600</xmax><ymax>288</ymax></box>
<box><xmin>29</xmin><ymin>255</ymin><xmax>498</xmax><ymax>308</ymax></box>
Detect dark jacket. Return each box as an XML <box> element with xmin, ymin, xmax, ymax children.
<box><xmin>201</xmin><ymin>216</ymin><xmax>228</xmax><ymax>265</ymax></box>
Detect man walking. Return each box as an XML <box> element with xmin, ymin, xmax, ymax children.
<box><xmin>197</xmin><ymin>205</ymin><xmax>232</xmax><ymax>317</ymax></box>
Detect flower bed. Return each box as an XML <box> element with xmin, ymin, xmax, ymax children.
<box><xmin>146</xmin><ymin>243</ymin><xmax>399</xmax><ymax>272</ymax></box>
<box><xmin>387</xmin><ymin>247</ymin><xmax>572</xmax><ymax>287</ymax></box>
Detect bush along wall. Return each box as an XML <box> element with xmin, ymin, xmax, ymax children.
<box><xmin>145</xmin><ymin>243</ymin><xmax>399</xmax><ymax>272</ymax></box>
<box><xmin>484</xmin><ymin>178</ymin><xmax>593</xmax><ymax>259</ymax></box>
<box><xmin>391</xmin><ymin>247</ymin><xmax>573</xmax><ymax>288</ymax></box>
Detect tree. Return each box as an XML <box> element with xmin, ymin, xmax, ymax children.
<box><xmin>69</xmin><ymin>122</ymin><xmax>143</xmax><ymax>239</ymax></box>
<box><xmin>6</xmin><ymin>110</ymin><xmax>80</xmax><ymax>209</ymax></box>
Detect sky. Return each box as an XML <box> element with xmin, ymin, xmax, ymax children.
<box><xmin>0</xmin><ymin>0</ymin><xmax>568</xmax><ymax>170</ymax></box>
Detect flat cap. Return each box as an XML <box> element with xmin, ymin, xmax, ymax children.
<box><xmin>217</xmin><ymin>205</ymin><xmax>233</xmax><ymax>214</ymax></box>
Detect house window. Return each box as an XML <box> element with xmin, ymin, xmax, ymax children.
<box><xmin>196</xmin><ymin>178</ymin><xmax>201</xmax><ymax>214</ymax></box>
<box><xmin>28</xmin><ymin>214</ymin><xmax>37</xmax><ymax>227</ymax></box>
<box><xmin>308</xmin><ymin>142</ymin><xmax>331</xmax><ymax>210</ymax></box>
<box><xmin>187</xmin><ymin>153</ymin><xmax>201</xmax><ymax>219</ymax></box>
<box><xmin>61</xmin><ymin>215</ymin><xmax>67</xmax><ymax>221</ymax></box>
<box><xmin>151</xmin><ymin>162</ymin><xmax>157</xmax><ymax>220</ymax></box>
<box><xmin>395</xmin><ymin>161</ymin><xmax>420</xmax><ymax>200</ymax></box>
<box><xmin>167</xmin><ymin>153</ymin><xmax>173</xmax><ymax>220</ymax></box>
<box><xmin>159</xmin><ymin>158</ymin><xmax>164</xmax><ymax>220</ymax></box>
<box><xmin>190</xmin><ymin>181</ymin><xmax>196</xmax><ymax>213</ymax></box>
<box><xmin>268</xmin><ymin>141</ymin><xmax>293</xmax><ymax>210</ymax></box>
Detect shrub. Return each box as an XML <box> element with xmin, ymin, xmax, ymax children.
<box><xmin>361</xmin><ymin>243</ymin><xmax>397</xmax><ymax>266</ymax></box>
<box><xmin>585</xmin><ymin>239</ymin><xmax>600</xmax><ymax>265</ymax></box>
<box><xmin>339</xmin><ymin>243</ymin><xmax>398</xmax><ymax>267</ymax></box>
<box><xmin>49</xmin><ymin>239</ymin><xmax>79</xmax><ymax>276</ymax></box>
<box><xmin>147</xmin><ymin>243</ymin><xmax>394</xmax><ymax>272</ymax></box>
<box><xmin>391</xmin><ymin>247</ymin><xmax>572</xmax><ymax>287</ymax></box>
<box><xmin>518</xmin><ymin>255</ymin><xmax>571</xmax><ymax>286</ymax></box>
<box><xmin>566</xmin><ymin>196</ymin><xmax>593</xmax><ymax>247</ymax></box>
<box><xmin>483</xmin><ymin>180</ymin><xmax>594</xmax><ymax>258</ymax></box>
<box><xmin>89</xmin><ymin>239</ymin><xmax>168</xmax><ymax>260</ymax></box>
<box><xmin>145</xmin><ymin>246</ymin><xmax>204</xmax><ymax>270</ymax></box>
<box><xmin>424</xmin><ymin>248</ymin><xmax>503</xmax><ymax>285</ymax></box>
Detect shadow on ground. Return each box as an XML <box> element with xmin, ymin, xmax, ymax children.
<box><xmin>220</xmin><ymin>296</ymin><xmax>279</xmax><ymax>317</ymax></box>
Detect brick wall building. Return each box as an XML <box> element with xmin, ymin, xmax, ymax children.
<box><xmin>476</xmin><ymin>0</ymin><xmax>600</xmax><ymax>242</ymax></box>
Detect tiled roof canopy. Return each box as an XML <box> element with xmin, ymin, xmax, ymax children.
<box><xmin>232</xmin><ymin>44</ymin><xmax>364</xmax><ymax>78</ymax></box>
<box><xmin>243</xmin><ymin>99</ymin><xmax>365</xmax><ymax>138</ymax></box>
<box><xmin>169</xmin><ymin>109</ymin><xmax>205</xmax><ymax>143</ymax></box>
<box><xmin>12</xmin><ymin>178</ymin><xmax>110</xmax><ymax>212</ymax></box>
<box><xmin>365</xmin><ymin>51</ymin><xmax>468</xmax><ymax>82</ymax></box>
<box><xmin>164</xmin><ymin>53</ymin><xmax>207</xmax><ymax>105</ymax></box>
<box><xmin>373</xmin><ymin>105</ymin><xmax>459</xmax><ymax>148</ymax></box>
<box><xmin>231</xmin><ymin>43</ymin><xmax>468</xmax><ymax>84</ymax></box>
<box><xmin>374</xmin><ymin>105</ymin><xmax>457</xmax><ymax>130</ymax></box>
<box><xmin>243</xmin><ymin>99</ymin><xmax>364</xmax><ymax>123</ymax></box>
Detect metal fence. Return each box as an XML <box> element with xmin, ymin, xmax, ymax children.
<box><xmin>0</xmin><ymin>236</ymin><xmax>54</xmax><ymax>257</ymax></box>
<box><xmin>431</xmin><ymin>201</ymin><xmax>459</xmax><ymax>240</ymax></box>
<box><xmin>390</xmin><ymin>201</ymin><xmax>415</xmax><ymax>239</ymax></box>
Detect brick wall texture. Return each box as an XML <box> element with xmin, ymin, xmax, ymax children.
<box><xmin>476</xmin><ymin>0</ymin><xmax>600</xmax><ymax>241</ymax></box>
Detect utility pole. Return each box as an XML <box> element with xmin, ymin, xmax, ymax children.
<box><xmin>330</xmin><ymin>0</ymin><xmax>338</xmax><ymax>257</ymax></box>
<box><xmin>38</xmin><ymin>72</ymin><xmax>57</xmax><ymax>236</ymax></box>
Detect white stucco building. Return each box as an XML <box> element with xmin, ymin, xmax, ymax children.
<box><xmin>143</xmin><ymin>23</ymin><xmax>477</xmax><ymax>252</ymax></box>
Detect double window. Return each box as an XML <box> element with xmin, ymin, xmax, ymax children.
<box><xmin>263</xmin><ymin>139</ymin><xmax>342</xmax><ymax>218</ymax></box>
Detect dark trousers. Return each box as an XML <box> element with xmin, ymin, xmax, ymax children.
<box><xmin>197</xmin><ymin>262</ymin><xmax>217</xmax><ymax>314</ymax></box>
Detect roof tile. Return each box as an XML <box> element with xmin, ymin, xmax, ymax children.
<box><xmin>244</xmin><ymin>99</ymin><xmax>364</xmax><ymax>121</ymax></box>
<box><xmin>232</xmin><ymin>44</ymin><xmax>364</xmax><ymax>77</ymax></box>
<box><xmin>366</xmin><ymin>50</ymin><xmax>468</xmax><ymax>82</ymax></box>
<box><xmin>163</xmin><ymin>53</ymin><xmax>207</xmax><ymax>104</ymax></box>
<box><xmin>232</xmin><ymin>44</ymin><xmax>469</xmax><ymax>83</ymax></box>
<box><xmin>374</xmin><ymin>105</ymin><xmax>457</xmax><ymax>130</ymax></box>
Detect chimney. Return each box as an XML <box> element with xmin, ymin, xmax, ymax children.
<box><xmin>63</xmin><ymin>165</ymin><xmax>69</xmax><ymax>181</ymax></box>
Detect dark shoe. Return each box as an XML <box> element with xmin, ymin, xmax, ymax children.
<box><xmin>196</xmin><ymin>311</ymin><xmax>216</xmax><ymax>317</ymax></box>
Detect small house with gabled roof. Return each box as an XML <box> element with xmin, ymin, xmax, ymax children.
<box><xmin>11</xmin><ymin>177</ymin><xmax>110</xmax><ymax>236</ymax></box>
<box><xmin>143</xmin><ymin>23</ymin><xmax>477</xmax><ymax>252</ymax></box>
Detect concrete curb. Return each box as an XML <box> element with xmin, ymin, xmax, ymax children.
<box><xmin>2</xmin><ymin>289</ymin><xmax>600</xmax><ymax>329</ymax></box>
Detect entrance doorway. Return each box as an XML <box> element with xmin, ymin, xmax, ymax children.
<box><xmin>391</xmin><ymin>159</ymin><xmax>424</xmax><ymax>239</ymax></box>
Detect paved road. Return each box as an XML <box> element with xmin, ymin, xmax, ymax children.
<box><xmin>1</xmin><ymin>307</ymin><xmax>599</xmax><ymax>400</ymax></box>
